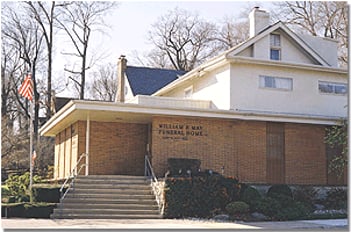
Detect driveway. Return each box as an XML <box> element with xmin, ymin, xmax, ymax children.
<box><xmin>1</xmin><ymin>218</ymin><xmax>348</xmax><ymax>230</ymax></box>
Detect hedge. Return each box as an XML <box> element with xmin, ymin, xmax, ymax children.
<box><xmin>32</xmin><ymin>184</ymin><xmax>66</xmax><ymax>203</ymax></box>
<box><xmin>2</xmin><ymin>203</ymin><xmax>56</xmax><ymax>218</ymax></box>
<box><xmin>164</xmin><ymin>175</ymin><xmax>240</xmax><ymax>218</ymax></box>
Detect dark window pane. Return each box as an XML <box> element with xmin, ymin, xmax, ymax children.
<box><xmin>270</xmin><ymin>49</ymin><xmax>280</xmax><ymax>60</ymax></box>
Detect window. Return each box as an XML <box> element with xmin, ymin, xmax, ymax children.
<box><xmin>259</xmin><ymin>75</ymin><xmax>293</xmax><ymax>91</ymax></box>
<box><xmin>270</xmin><ymin>49</ymin><xmax>280</xmax><ymax>60</ymax></box>
<box><xmin>319</xmin><ymin>81</ymin><xmax>347</xmax><ymax>95</ymax></box>
<box><xmin>184</xmin><ymin>86</ymin><xmax>193</xmax><ymax>98</ymax></box>
<box><xmin>270</xmin><ymin>34</ymin><xmax>281</xmax><ymax>46</ymax></box>
<box><xmin>270</xmin><ymin>34</ymin><xmax>281</xmax><ymax>61</ymax></box>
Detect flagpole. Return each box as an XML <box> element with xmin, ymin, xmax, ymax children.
<box><xmin>19</xmin><ymin>71</ymin><xmax>34</xmax><ymax>203</ymax></box>
<box><xmin>29</xmin><ymin>97</ymin><xmax>34</xmax><ymax>203</ymax></box>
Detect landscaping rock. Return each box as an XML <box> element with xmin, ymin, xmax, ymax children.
<box><xmin>314</xmin><ymin>204</ymin><xmax>325</xmax><ymax>210</ymax></box>
<box><xmin>251</xmin><ymin>212</ymin><xmax>268</xmax><ymax>221</ymax></box>
<box><xmin>212</xmin><ymin>214</ymin><xmax>230</xmax><ymax>221</ymax></box>
<box><xmin>312</xmin><ymin>209</ymin><xmax>347</xmax><ymax>215</ymax></box>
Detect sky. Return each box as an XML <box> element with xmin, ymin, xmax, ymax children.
<box><xmin>98</xmin><ymin>1</ymin><xmax>273</xmax><ymax>64</ymax></box>
<box><xmin>53</xmin><ymin>1</ymin><xmax>274</xmax><ymax>97</ymax></box>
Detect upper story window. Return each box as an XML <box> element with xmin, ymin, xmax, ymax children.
<box><xmin>270</xmin><ymin>34</ymin><xmax>281</xmax><ymax>61</ymax></box>
<box><xmin>184</xmin><ymin>86</ymin><xmax>193</xmax><ymax>98</ymax></box>
<box><xmin>270</xmin><ymin>34</ymin><xmax>281</xmax><ymax>46</ymax></box>
<box><xmin>259</xmin><ymin>75</ymin><xmax>293</xmax><ymax>91</ymax></box>
<box><xmin>319</xmin><ymin>81</ymin><xmax>347</xmax><ymax>95</ymax></box>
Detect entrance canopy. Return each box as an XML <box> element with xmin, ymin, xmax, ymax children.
<box><xmin>40</xmin><ymin>95</ymin><xmax>342</xmax><ymax>137</ymax></box>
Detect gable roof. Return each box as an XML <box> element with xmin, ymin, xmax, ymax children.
<box><xmin>154</xmin><ymin>21</ymin><xmax>344</xmax><ymax>97</ymax></box>
<box><xmin>225</xmin><ymin>21</ymin><xmax>330</xmax><ymax>66</ymax></box>
<box><xmin>125</xmin><ymin>66</ymin><xmax>186</xmax><ymax>96</ymax></box>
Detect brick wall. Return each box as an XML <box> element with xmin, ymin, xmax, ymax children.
<box><xmin>151</xmin><ymin>117</ymin><xmax>266</xmax><ymax>183</ymax></box>
<box><xmin>84</xmin><ymin>121</ymin><xmax>148</xmax><ymax>175</ymax></box>
<box><xmin>151</xmin><ymin>116</ymin><xmax>331</xmax><ymax>185</ymax></box>
<box><xmin>53</xmin><ymin>117</ymin><xmax>338</xmax><ymax>185</ymax></box>
<box><xmin>285</xmin><ymin>123</ymin><xmax>327</xmax><ymax>185</ymax></box>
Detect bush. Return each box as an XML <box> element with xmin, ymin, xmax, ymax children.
<box><xmin>164</xmin><ymin>175</ymin><xmax>240</xmax><ymax>218</ymax></box>
<box><xmin>5</xmin><ymin>172</ymin><xmax>41</xmax><ymax>203</ymax></box>
<box><xmin>267</xmin><ymin>184</ymin><xmax>293</xmax><ymax>199</ymax></box>
<box><xmin>32</xmin><ymin>184</ymin><xmax>65</xmax><ymax>203</ymax></box>
<box><xmin>240</xmin><ymin>186</ymin><xmax>262</xmax><ymax>209</ymax></box>
<box><xmin>293</xmin><ymin>186</ymin><xmax>317</xmax><ymax>211</ymax></box>
<box><xmin>255</xmin><ymin>197</ymin><xmax>281</xmax><ymax>218</ymax></box>
<box><xmin>275</xmin><ymin>201</ymin><xmax>309</xmax><ymax>220</ymax></box>
<box><xmin>225</xmin><ymin>201</ymin><xmax>249</xmax><ymax>215</ymax></box>
<box><xmin>2</xmin><ymin>202</ymin><xmax>56</xmax><ymax>218</ymax></box>
<box><xmin>167</xmin><ymin>158</ymin><xmax>201</xmax><ymax>176</ymax></box>
<box><xmin>324</xmin><ymin>188</ymin><xmax>347</xmax><ymax>210</ymax></box>
<box><xmin>2</xmin><ymin>185</ymin><xmax>10</xmax><ymax>196</ymax></box>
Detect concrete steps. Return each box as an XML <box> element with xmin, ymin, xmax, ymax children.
<box><xmin>52</xmin><ymin>175</ymin><xmax>161</xmax><ymax>219</ymax></box>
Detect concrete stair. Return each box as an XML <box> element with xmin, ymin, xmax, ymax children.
<box><xmin>52</xmin><ymin>175</ymin><xmax>162</xmax><ymax>219</ymax></box>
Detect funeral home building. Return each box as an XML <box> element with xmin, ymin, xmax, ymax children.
<box><xmin>40</xmin><ymin>7</ymin><xmax>347</xmax><ymax>186</ymax></box>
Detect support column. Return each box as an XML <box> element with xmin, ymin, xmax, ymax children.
<box><xmin>85</xmin><ymin>115</ymin><xmax>90</xmax><ymax>176</ymax></box>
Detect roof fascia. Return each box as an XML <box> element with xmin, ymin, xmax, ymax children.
<box><xmin>228</xmin><ymin>56</ymin><xmax>348</xmax><ymax>74</ymax></box>
<box><xmin>41</xmin><ymin>99</ymin><xmax>344</xmax><ymax>137</ymax></box>
<box><xmin>39</xmin><ymin>100</ymin><xmax>76</xmax><ymax>136</ymax></box>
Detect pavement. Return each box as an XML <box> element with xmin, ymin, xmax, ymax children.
<box><xmin>0</xmin><ymin>218</ymin><xmax>348</xmax><ymax>231</ymax></box>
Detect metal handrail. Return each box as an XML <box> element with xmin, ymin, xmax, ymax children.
<box><xmin>59</xmin><ymin>153</ymin><xmax>87</xmax><ymax>201</ymax></box>
<box><xmin>145</xmin><ymin>155</ymin><xmax>165</xmax><ymax>215</ymax></box>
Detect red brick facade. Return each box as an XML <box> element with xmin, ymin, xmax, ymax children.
<box><xmin>53</xmin><ymin>117</ymin><xmax>346</xmax><ymax>185</ymax></box>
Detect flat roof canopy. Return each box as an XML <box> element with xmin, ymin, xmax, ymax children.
<box><xmin>40</xmin><ymin>99</ymin><xmax>344</xmax><ymax>137</ymax></box>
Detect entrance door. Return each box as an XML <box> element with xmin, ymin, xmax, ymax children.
<box><xmin>266</xmin><ymin>122</ymin><xmax>285</xmax><ymax>184</ymax></box>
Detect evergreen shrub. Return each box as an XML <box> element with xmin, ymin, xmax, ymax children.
<box><xmin>32</xmin><ymin>185</ymin><xmax>65</xmax><ymax>203</ymax></box>
<box><xmin>324</xmin><ymin>188</ymin><xmax>347</xmax><ymax>210</ymax></box>
<box><xmin>225</xmin><ymin>201</ymin><xmax>249</xmax><ymax>215</ymax></box>
<box><xmin>1</xmin><ymin>203</ymin><xmax>56</xmax><ymax>218</ymax></box>
<box><xmin>267</xmin><ymin>184</ymin><xmax>293</xmax><ymax>199</ymax></box>
<box><xmin>164</xmin><ymin>175</ymin><xmax>240</xmax><ymax>218</ymax></box>
<box><xmin>240</xmin><ymin>186</ymin><xmax>262</xmax><ymax>210</ymax></box>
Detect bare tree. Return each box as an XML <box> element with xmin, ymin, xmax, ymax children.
<box><xmin>25</xmin><ymin>1</ymin><xmax>64</xmax><ymax>120</ymax></box>
<box><xmin>273</xmin><ymin>1</ymin><xmax>348</xmax><ymax>66</ymax></box>
<box><xmin>1</xmin><ymin>39</ymin><xmax>22</xmax><ymax>120</ymax></box>
<box><xmin>57</xmin><ymin>1</ymin><xmax>117</xmax><ymax>100</ymax></box>
<box><xmin>90</xmin><ymin>63</ymin><xmax>117</xmax><ymax>102</ymax></box>
<box><xmin>1</xmin><ymin>3</ymin><xmax>45</xmax><ymax>138</ymax></box>
<box><xmin>148</xmin><ymin>8</ymin><xmax>217</xmax><ymax>71</ymax></box>
<box><xmin>215</xmin><ymin>16</ymin><xmax>249</xmax><ymax>51</ymax></box>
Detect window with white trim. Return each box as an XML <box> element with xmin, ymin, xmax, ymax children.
<box><xmin>259</xmin><ymin>75</ymin><xmax>293</xmax><ymax>91</ymax></box>
<box><xmin>270</xmin><ymin>34</ymin><xmax>281</xmax><ymax>61</ymax></box>
<box><xmin>184</xmin><ymin>86</ymin><xmax>193</xmax><ymax>98</ymax></box>
<box><xmin>318</xmin><ymin>81</ymin><xmax>347</xmax><ymax>95</ymax></box>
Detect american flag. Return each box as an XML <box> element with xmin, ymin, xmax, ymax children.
<box><xmin>18</xmin><ymin>73</ymin><xmax>33</xmax><ymax>101</ymax></box>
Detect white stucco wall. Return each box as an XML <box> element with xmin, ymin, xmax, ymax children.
<box><xmin>162</xmin><ymin>64</ymin><xmax>231</xmax><ymax>110</ymax></box>
<box><xmin>280</xmin><ymin>35</ymin><xmax>317</xmax><ymax>65</ymax></box>
<box><xmin>229</xmin><ymin>63</ymin><xmax>347</xmax><ymax>118</ymax></box>
<box><xmin>250</xmin><ymin>31</ymin><xmax>319</xmax><ymax>65</ymax></box>
<box><xmin>253</xmin><ymin>35</ymin><xmax>270</xmax><ymax>59</ymax></box>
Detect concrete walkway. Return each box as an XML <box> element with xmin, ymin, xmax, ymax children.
<box><xmin>1</xmin><ymin>218</ymin><xmax>348</xmax><ymax>230</ymax></box>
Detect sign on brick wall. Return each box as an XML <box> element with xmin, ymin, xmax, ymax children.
<box><xmin>158</xmin><ymin>123</ymin><xmax>207</xmax><ymax>140</ymax></box>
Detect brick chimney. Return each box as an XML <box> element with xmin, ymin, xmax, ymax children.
<box><xmin>249</xmin><ymin>7</ymin><xmax>270</xmax><ymax>38</ymax></box>
<box><xmin>116</xmin><ymin>55</ymin><xmax>127</xmax><ymax>103</ymax></box>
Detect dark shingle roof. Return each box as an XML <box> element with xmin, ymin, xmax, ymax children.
<box><xmin>125</xmin><ymin>66</ymin><xmax>186</xmax><ymax>95</ymax></box>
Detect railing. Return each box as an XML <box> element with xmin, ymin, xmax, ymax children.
<box><xmin>145</xmin><ymin>155</ymin><xmax>165</xmax><ymax>215</ymax></box>
<box><xmin>59</xmin><ymin>153</ymin><xmax>87</xmax><ymax>202</ymax></box>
